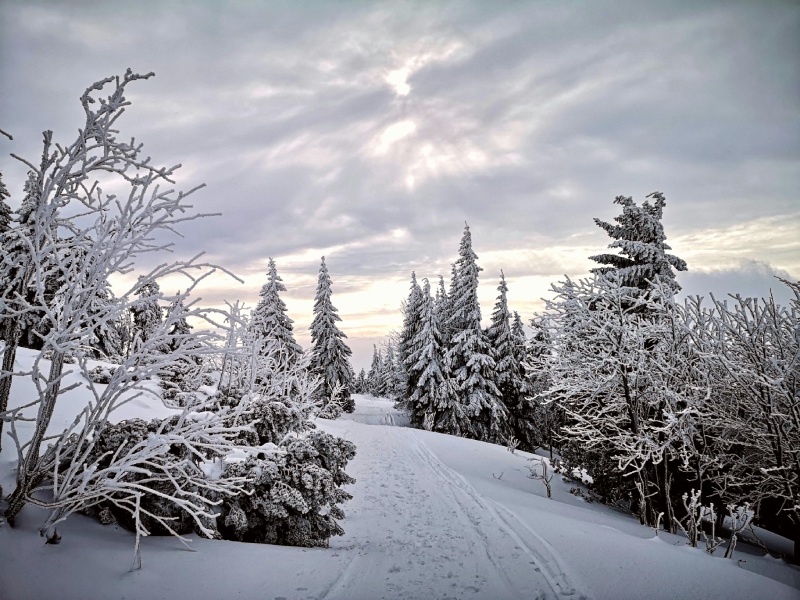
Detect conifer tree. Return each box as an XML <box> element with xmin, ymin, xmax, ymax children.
<box><xmin>398</xmin><ymin>272</ymin><xmax>423</xmax><ymax>399</ymax></box>
<box><xmin>130</xmin><ymin>279</ymin><xmax>164</xmax><ymax>353</ymax></box>
<box><xmin>309</xmin><ymin>256</ymin><xmax>354</xmax><ymax>411</ymax></box>
<box><xmin>590</xmin><ymin>192</ymin><xmax>687</xmax><ymax>294</ymax></box>
<box><xmin>445</xmin><ymin>224</ymin><xmax>506</xmax><ymax>441</ymax></box>
<box><xmin>407</xmin><ymin>279</ymin><xmax>454</xmax><ymax>430</ymax></box>
<box><xmin>381</xmin><ymin>344</ymin><xmax>397</xmax><ymax>399</ymax></box>
<box><xmin>367</xmin><ymin>344</ymin><xmax>382</xmax><ymax>396</ymax></box>
<box><xmin>0</xmin><ymin>171</ymin><xmax>11</xmax><ymax>234</ymax></box>
<box><xmin>355</xmin><ymin>368</ymin><xmax>367</xmax><ymax>393</ymax></box>
<box><xmin>434</xmin><ymin>275</ymin><xmax>451</xmax><ymax>348</ymax></box>
<box><xmin>486</xmin><ymin>272</ymin><xmax>524</xmax><ymax>445</ymax></box>
<box><xmin>249</xmin><ymin>257</ymin><xmax>302</xmax><ymax>361</ymax></box>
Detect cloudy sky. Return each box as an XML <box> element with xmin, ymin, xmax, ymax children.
<box><xmin>1</xmin><ymin>0</ymin><xmax>798</xmax><ymax>370</ymax></box>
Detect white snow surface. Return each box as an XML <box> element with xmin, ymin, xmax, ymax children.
<box><xmin>1</xmin><ymin>353</ymin><xmax>798</xmax><ymax>599</ymax></box>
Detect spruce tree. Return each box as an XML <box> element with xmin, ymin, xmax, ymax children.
<box><xmin>131</xmin><ymin>279</ymin><xmax>164</xmax><ymax>353</ymax></box>
<box><xmin>407</xmin><ymin>279</ymin><xmax>455</xmax><ymax>431</ymax></box>
<box><xmin>398</xmin><ymin>272</ymin><xmax>423</xmax><ymax>399</ymax></box>
<box><xmin>445</xmin><ymin>224</ymin><xmax>506</xmax><ymax>441</ymax></box>
<box><xmin>249</xmin><ymin>257</ymin><xmax>302</xmax><ymax>361</ymax></box>
<box><xmin>0</xmin><ymin>172</ymin><xmax>11</xmax><ymax>234</ymax></box>
<box><xmin>434</xmin><ymin>275</ymin><xmax>451</xmax><ymax>348</ymax></box>
<box><xmin>590</xmin><ymin>192</ymin><xmax>687</xmax><ymax>294</ymax></box>
<box><xmin>486</xmin><ymin>272</ymin><xmax>519</xmax><ymax>444</ymax></box>
<box><xmin>367</xmin><ymin>344</ymin><xmax>382</xmax><ymax>396</ymax></box>
<box><xmin>309</xmin><ymin>256</ymin><xmax>354</xmax><ymax>412</ymax></box>
<box><xmin>355</xmin><ymin>368</ymin><xmax>367</xmax><ymax>394</ymax></box>
<box><xmin>381</xmin><ymin>344</ymin><xmax>397</xmax><ymax>399</ymax></box>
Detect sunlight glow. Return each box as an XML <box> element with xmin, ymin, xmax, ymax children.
<box><xmin>385</xmin><ymin>66</ymin><xmax>411</xmax><ymax>96</ymax></box>
<box><xmin>375</xmin><ymin>120</ymin><xmax>417</xmax><ymax>154</ymax></box>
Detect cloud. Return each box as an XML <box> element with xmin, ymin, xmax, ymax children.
<box><xmin>679</xmin><ymin>260</ymin><xmax>797</xmax><ymax>307</ymax></box>
<box><xmin>1</xmin><ymin>0</ymin><xmax>798</xmax><ymax>369</ymax></box>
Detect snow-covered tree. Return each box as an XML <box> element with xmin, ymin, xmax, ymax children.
<box><xmin>406</xmin><ymin>279</ymin><xmax>455</xmax><ymax>431</ymax></box>
<box><xmin>590</xmin><ymin>192</ymin><xmax>687</xmax><ymax>295</ymax></box>
<box><xmin>485</xmin><ymin>283</ymin><xmax>534</xmax><ymax>451</ymax></box>
<box><xmin>398</xmin><ymin>272</ymin><xmax>424</xmax><ymax>399</ymax></box>
<box><xmin>130</xmin><ymin>279</ymin><xmax>164</xmax><ymax>353</ymax></box>
<box><xmin>523</xmin><ymin>316</ymin><xmax>562</xmax><ymax>458</ymax></box>
<box><xmin>445</xmin><ymin>224</ymin><xmax>506</xmax><ymax>442</ymax></box>
<box><xmin>682</xmin><ymin>283</ymin><xmax>800</xmax><ymax>560</ymax></box>
<box><xmin>354</xmin><ymin>368</ymin><xmax>367</xmax><ymax>393</ymax></box>
<box><xmin>433</xmin><ymin>275</ymin><xmax>450</xmax><ymax>347</ymax></box>
<box><xmin>309</xmin><ymin>256</ymin><xmax>354</xmax><ymax>412</ymax></box>
<box><xmin>1</xmin><ymin>69</ymin><xmax>236</xmax><ymax>527</ymax></box>
<box><xmin>248</xmin><ymin>257</ymin><xmax>302</xmax><ymax>362</ymax></box>
<box><xmin>367</xmin><ymin>344</ymin><xmax>382</xmax><ymax>396</ymax></box>
<box><xmin>0</xmin><ymin>171</ymin><xmax>11</xmax><ymax>233</ymax></box>
<box><xmin>541</xmin><ymin>274</ymin><xmax>701</xmax><ymax>527</ymax></box>
<box><xmin>380</xmin><ymin>343</ymin><xmax>398</xmax><ymax>399</ymax></box>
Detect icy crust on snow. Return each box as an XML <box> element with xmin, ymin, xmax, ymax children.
<box><xmin>1</xmin><ymin>378</ymin><xmax>798</xmax><ymax>599</ymax></box>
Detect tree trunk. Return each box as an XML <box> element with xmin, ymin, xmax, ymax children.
<box><xmin>5</xmin><ymin>350</ymin><xmax>65</xmax><ymax>525</ymax></box>
<box><xmin>0</xmin><ymin>335</ymin><xmax>20</xmax><ymax>452</ymax></box>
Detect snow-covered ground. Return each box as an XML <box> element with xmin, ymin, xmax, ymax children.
<box><xmin>1</xmin><ymin>353</ymin><xmax>798</xmax><ymax>599</ymax></box>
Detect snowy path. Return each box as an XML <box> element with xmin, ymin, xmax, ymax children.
<box><xmin>320</xmin><ymin>397</ymin><xmax>588</xmax><ymax>600</ymax></box>
<box><xmin>2</xmin><ymin>383</ymin><xmax>798</xmax><ymax>600</ymax></box>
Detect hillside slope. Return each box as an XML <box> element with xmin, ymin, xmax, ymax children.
<box><xmin>0</xmin><ymin>355</ymin><xmax>797</xmax><ymax>599</ymax></box>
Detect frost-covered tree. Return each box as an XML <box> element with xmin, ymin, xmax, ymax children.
<box><xmin>367</xmin><ymin>344</ymin><xmax>382</xmax><ymax>396</ymax></box>
<box><xmin>485</xmin><ymin>282</ymin><xmax>534</xmax><ymax>450</ymax></box>
<box><xmin>683</xmin><ymin>283</ymin><xmax>800</xmax><ymax>561</ymax></box>
<box><xmin>542</xmin><ymin>274</ymin><xmax>701</xmax><ymax>527</ymax></box>
<box><xmin>130</xmin><ymin>279</ymin><xmax>164</xmax><ymax>354</ymax></box>
<box><xmin>433</xmin><ymin>275</ymin><xmax>450</xmax><ymax>346</ymax></box>
<box><xmin>523</xmin><ymin>316</ymin><xmax>562</xmax><ymax>458</ymax></box>
<box><xmin>445</xmin><ymin>224</ymin><xmax>506</xmax><ymax>442</ymax></box>
<box><xmin>0</xmin><ymin>70</ymin><xmax>242</xmax><ymax>531</ymax></box>
<box><xmin>309</xmin><ymin>256</ymin><xmax>354</xmax><ymax>412</ymax></box>
<box><xmin>407</xmin><ymin>279</ymin><xmax>455</xmax><ymax>431</ymax></box>
<box><xmin>380</xmin><ymin>343</ymin><xmax>398</xmax><ymax>400</ymax></box>
<box><xmin>398</xmin><ymin>272</ymin><xmax>424</xmax><ymax>399</ymax></box>
<box><xmin>85</xmin><ymin>283</ymin><xmax>125</xmax><ymax>361</ymax></box>
<box><xmin>0</xmin><ymin>171</ymin><xmax>62</xmax><ymax>353</ymax></box>
<box><xmin>590</xmin><ymin>192</ymin><xmax>687</xmax><ymax>295</ymax></box>
<box><xmin>0</xmin><ymin>171</ymin><xmax>11</xmax><ymax>233</ymax></box>
<box><xmin>354</xmin><ymin>368</ymin><xmax>367</xmax><ymax>394</ymax></box>
<box><xmin>248</xmin><ymin>257</ymin><xmax>302</xmax><ymax>361</ymax></box>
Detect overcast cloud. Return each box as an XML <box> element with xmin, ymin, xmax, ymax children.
<box><xmin>1</xmin><ymin>0</ymin><xmax>798</xmax><ymax>369</ymax></box>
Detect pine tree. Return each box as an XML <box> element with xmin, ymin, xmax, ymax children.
<box><xmin>434</xmin><ymin>275</ymin><xmax>451</xmax><ymax>348</ymax></box>
<box><xmin>1</xmin><ymin>172</ymin><xmax>61</xmax><ymax>350</ymax></box>
<box><xmin>367</xmin><ymin>344</ymin><xmax>382</xmax><ymax>396</ymax></box>
<box><xmin>485</xmin><ymin>272</ymin><xmax>521</xmax><ymax>444</ymax></box>
<box><xmin>590</xmin><ymin>192</ymin><xmax>687</xmax><ymax>295</ymax></box>
<box><xmin>355</xmin><ymin>368</ymin><xmax>367</xmax><ymax>393</ymax></box>
<box><xmin>0</xmin><ymin>171</ymin><xmax>11</xmax><ymax>234</ymax></box>
<box><xmin>397</xmin><ymin>272</ymin><xmax>423</xmax><ymax>399</ymax></box>
<box><xmin>130</xmin><ymin>279</ymin><xmax>164</xmax><ymax>353</ymax></box>
<box><xmin>309</xmin><ymin>256</ymin><xmax>354</xmax><ymax>412</ymax></box>
<box><xmin>249</xmin><ymin>257</ymin><xmax>302</xmax><ymax>361</ymax></box>
<box><xmin>407</xmin><ymin>279</ymin><xmax>455</xmax><ymax>431</ymax></box>
<box><xmin>445</xmin><ymin>224</ymin><xmax>506</xmax><ymax>441</ymax></box>
<box><xmin>381</xmin><ymin>344</ymin><xmax>397</xmax><ymax>399</ymax></box>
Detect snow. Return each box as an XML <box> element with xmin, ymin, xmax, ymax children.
<box><xmin>1</xmin><ymin>357</ymin><xmax>799</xmax><ymax>599</ymax></box>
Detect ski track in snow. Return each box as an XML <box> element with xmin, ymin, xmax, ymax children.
<box><xmin>320</xmin><ymin>397</ymin><xmax>587</xmax><ymax>600</ymax></box>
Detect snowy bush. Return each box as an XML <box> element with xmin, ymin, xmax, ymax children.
<box><xmin>211</xmin><ymin>322</ymin><xmax>357</xmax><ymax>548</ymax></box>
<box><xmin>87</xmin><ymin>364</ymin><xmax>115</xmax><ymax>384</ymax></box>
<box><xmin>218</xmin><ymin>430</ymin><xmax>355</xmax><ymax>547</ymax></box>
